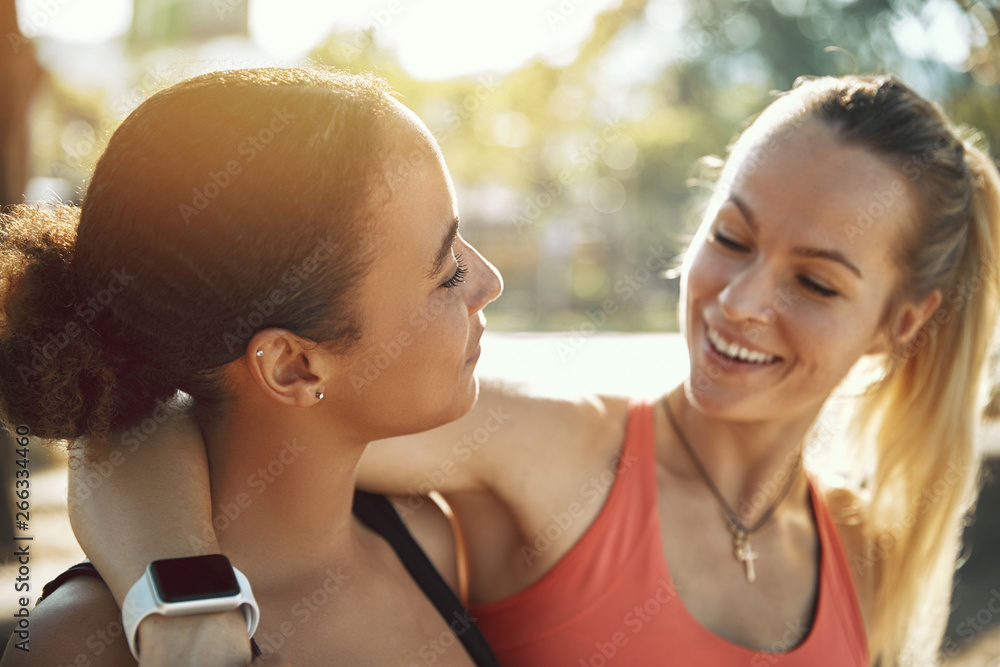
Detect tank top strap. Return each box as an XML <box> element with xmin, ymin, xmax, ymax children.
<box><xmin>805</xmin><ymin>476</ymin><xmax>870</xmax><ymax>663</ymax></box>
<box><xmin>623</xmin><ymin>399</ymin><xmax>659</xmax><ymax>509</ymax></box>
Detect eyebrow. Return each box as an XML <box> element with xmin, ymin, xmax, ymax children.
<box><xmin>728</xmin><ymin>196</ymin><xmax>864</xmax><ymax>279</ymax></box>
<box><xmin>427</xmin><ymin>217</ymin><xmax>460</xmax><ymax>279</ymax></box>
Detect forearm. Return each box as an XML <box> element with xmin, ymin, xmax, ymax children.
<box><xmin>68</xmin><ymin>412</ymin><xmax>217</xmax><ymax>605</ymax></box>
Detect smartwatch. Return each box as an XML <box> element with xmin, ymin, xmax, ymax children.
<box><xmin>122</xmin><ymin>554</ymin><xmax>259</xmax><ymax>659</ymax></box>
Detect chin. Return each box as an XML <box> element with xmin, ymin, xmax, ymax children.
<box><xmin>450</xmin><ymin>376</ymin><xmax>479</xmax><ymax>420</ymax></box>
<box><xmin>682</xmin><ymin>377</ymin><xmax>754</xmax><ymax>421</ymax></box>
<box><xmin>425</xmin><ymin>377</ymin><xmax>479</xmax><ymax>432</ymax></box>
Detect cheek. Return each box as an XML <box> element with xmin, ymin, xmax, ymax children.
<box><xmin>410</xmin><ymin>294</ymin><xmax>468</xmax><ymax>367</ymax></box>
<box><xmin>684</xmin><ymin>245</ymin><xmax>728</xmax><ymax>306</ymax></box>
<box><xmin>784</xmin><ymin>301</ymin><xmax>883</xmax><ymax>372</ymax></box>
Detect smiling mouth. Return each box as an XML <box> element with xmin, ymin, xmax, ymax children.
<box><xmin>707</xmin><ymin>327</ymin><xmax>779</xmax><ymax>364</ymax></box>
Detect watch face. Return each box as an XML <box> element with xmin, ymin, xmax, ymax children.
<box><xmin>149</xmin><ymin>554</ymin><xmax>241</xmax><ymax>603</ymax></box>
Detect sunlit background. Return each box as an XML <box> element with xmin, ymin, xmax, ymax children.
<box><xmin>2</xmin><ymin>0</ymin><xmax>1000</xmax><ymax>661</ymax></box>
<box><xmin>13</xmin><ymin>0</ymin><xmax>999</xmax><ymax>333</ymax></box>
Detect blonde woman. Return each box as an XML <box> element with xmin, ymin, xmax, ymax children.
<box><xmin>64</xmin><ymin>75</ymin><xmax>1000</xmax><ymax>665</ymax></box>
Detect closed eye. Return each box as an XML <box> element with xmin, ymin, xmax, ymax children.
<box><xmin>798</xmin><ymin>276</ymin><xmax>838</xmax><ymax>297</ymax></box>
<box><xmin>441</xmin><ymin>254</ymin><xmax>468</xmax><ymax>289</ymax></box>
<box><xmin>711</xmin><ymin>231</ymin><xmax>749</xmax><ymax>252</ymax></box>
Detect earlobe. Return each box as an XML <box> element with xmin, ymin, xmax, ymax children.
<box><xmin>245</xmin><ymin>330</ymin><xmax>329</xmax><ymax>407</ymax></box>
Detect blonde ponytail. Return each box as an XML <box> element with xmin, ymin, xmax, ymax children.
<box><xmin>852</xmin><ymin>141</ymin><xmax>1000</xmax><ymax>664</ymax></box>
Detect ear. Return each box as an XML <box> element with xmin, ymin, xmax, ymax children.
<box><xmin>244</xmin><ymin>329</ymin><xmax>332</xmax><ymax>407</ymax></box>
<box><xmin>866</xmin><ymin>288</ymin><xmax>943</xmax><ymax>355</ymax></box>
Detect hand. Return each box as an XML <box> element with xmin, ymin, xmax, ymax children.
<box><xmin>137</xmin><ymin>610</ymin><xmax>259</xmax><ymax>667</ymax></box>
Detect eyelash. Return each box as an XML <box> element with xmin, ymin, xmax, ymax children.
<box><xmin>710</xmin><ymin>231</ymin><xmax>839</xmax><ymax>298</ymax></box>
<box><xmin>711</xmin><ymin>231</ymin><xmax>747</xmax><ymax>253</ymax></box>
<box><xmin>441</xmin><ymin>254</ymin><xmax>468</xmax><ymax>289</ymax></box>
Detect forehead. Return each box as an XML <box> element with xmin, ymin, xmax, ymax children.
<box><xmin>348</xmin><ymin>129</ymin><xmax>457</xmax><ymax>330</ymax></box>
<box><xmin>725</xmin><ymin>118</ymin><xmax>917</xmax><ymax>265</ymax></box>
<box><xmin>369</xmin><ymin>122</ymin><xmax>456</xmax><ymax>266</ymax></box>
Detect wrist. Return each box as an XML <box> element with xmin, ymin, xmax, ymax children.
<box><xmin>138</xmin><ymin>611</ymin><xmax>252</xmax><ymax>666</ymax></box>
<box><xmin>123</xmin><ymin>555</ymin><xmax>259</xmax><ymax>660</ymax></box>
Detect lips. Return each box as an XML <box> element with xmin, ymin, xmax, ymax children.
<box><xmin>466</xmin><ymin>325</ymin><xmax>484</xmax><ymax>365</ymax></box>
<box><xmin>706</xmin><ymin>326</ymin><xmax>780</xmax><ymax>365</ymax></box>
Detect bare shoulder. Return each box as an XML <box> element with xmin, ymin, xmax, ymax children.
<box><xmin>471</xmin><ymin>379</ymin><xmax>631</xmax><ymax>477</ymax></box>
<box><xmin>1</xmin><ymin>575</ymin><xmax>136</xmax><ymax>666</ymax></box>
<box><xmin>482</xmin><ymin>378</ymin><xmax>629</xmax><ymax>448</ymax></box>
<box><xmin>359</xmin><ymin>377</ymin><xmax>631</xmax><ymax>496</ymax></box>
<box><xmin>820</xmin><ymin>483</ymin><xmax>876</xmax><ymax>634</ymax></box>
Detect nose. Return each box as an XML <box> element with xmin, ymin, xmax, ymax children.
<box><xmin>717</xmin><ymin>262</ymin><xmax>774</xmax><ymax>324</ymax></box>
<box><xmin>462</xmin><ymin>239</ymin><xmax>503</xmax><ymax>314</ymax></box>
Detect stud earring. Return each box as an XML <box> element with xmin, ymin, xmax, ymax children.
<box><xmin>256</xmin><ymin>349</ymin><xmax>263</xmax><ymax>357</ymax></box>
<box><xmin>316</xmin><ymin>390</ymin><xmax>324</xmax><ymax>400</ymax></box>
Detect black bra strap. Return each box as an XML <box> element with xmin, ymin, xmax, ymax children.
<box><xmin>352</xmin><ymin>490</ymin><xmax>501</xmax><ymax>667</ymax></box>
<box><xmin>39</xmin><ymin>561</ymin><xmax>101</xmax><ymax>604</ymax></box>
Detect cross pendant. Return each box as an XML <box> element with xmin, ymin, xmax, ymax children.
<box><xmin>733</xmin><ymin>532</ymin><xmax>759</xmax><ymax>583</ymax></box>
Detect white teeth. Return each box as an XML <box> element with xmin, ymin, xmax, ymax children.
<box><xmin>707</xmin><ymin>328</ymin><xmax>776</xmax><ymax>364</ymax></box>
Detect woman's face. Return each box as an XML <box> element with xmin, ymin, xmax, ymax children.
<box><xmin>333</xmin><ymin>108</ymin><xmax>502</xmax><ymax>439</ymax></box>
<box><xmin>680</xmin><ymin>117</ymin><xmax>919</xmax><ymax>422</ymax></box>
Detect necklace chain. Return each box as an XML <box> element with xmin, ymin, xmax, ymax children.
<box><xmin>662</xmin><ymin>398</ymin><xmax>803</xmax><ymax>582</ymax></box>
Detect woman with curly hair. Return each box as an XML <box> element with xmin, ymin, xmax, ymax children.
<box><xmin>0</xmin><ymin>67</ymin><xmax>503</xmax><ymax>666</ymax></box>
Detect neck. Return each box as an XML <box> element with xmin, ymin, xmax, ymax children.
<box><xmin>663</xmin><ymin>387</ymin><xmax>819</xmax><ymax>527</ymax></box>
<box><xmin>201</xmin><ymin>395</ymin><xmax>368</xmax><ymax>589</ymax></box>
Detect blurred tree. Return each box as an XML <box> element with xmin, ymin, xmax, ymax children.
<box><xmin>954</xmin><ymin>0</ymin><xmax>1000</xmax><ymax>81</ymax></box>
<box><xmin>0</xmin><ymin>0</ymin><xmax>41</xmax><ymax>564</ymax></box>
<box><xmin>20</xmin><ymin>0</ymin><xmax>1000</xmax><ymax>334</ymax></box>
<box><xmin>0</xmin><ymin>0</ymin><xmax>42</xmax><ymax>207</ymax></box>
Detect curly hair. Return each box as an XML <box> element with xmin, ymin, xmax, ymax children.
<box><xmin>0</xmin><ymin>67</ymin><xmax>402</xmax><ymax>451</ymax></box>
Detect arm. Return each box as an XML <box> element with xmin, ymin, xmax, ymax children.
<box><xmin>68</xmin><ymin>413</ymin><xmax>215</xmax><ymax>604</ymax></box>
<box><xmin>68</xmin><ymin>412</ymin><xmax>254</xmax><ymax>665</ymax></box>
<box><xmin>1</xmin><ymin>576</ymin><xmax>136</xmax><ymax>667</ymax></box>
<box><xmin>72</xmin><ymin>379</ymin><xmax>617</xmax><ymax>577</ymax></box>
<box><xmin>0</xmin><ymin>575</ymin><xmax>258</xmax><ymax>667</ymax></box>
<box><xmin>359</xmin><ymin>377</ymin><xmax>628</xmax><ymax>504</ymax></box>
<box><xmin>68</xmin><ymin>377</ymin><xmax>626</xmax><ymax>656</ymax></box>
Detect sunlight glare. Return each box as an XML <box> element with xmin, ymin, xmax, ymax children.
<box><xmin>249</xmin><ymin>0</ymin><xmax>622</xmax><ymax>80</ymax></box>
<box><xmin>16</xmin><ymin>0</ymin><xmax>131</xmax><ymax>43</ymax></box>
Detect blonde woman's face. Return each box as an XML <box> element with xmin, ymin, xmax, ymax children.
<box><xmin>680</xmin><ymin>118</ymin><xmax>917</xmax><ymax>421</ymax></box>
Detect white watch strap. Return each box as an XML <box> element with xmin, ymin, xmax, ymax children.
<box><xmin>122</xmin><ymin>568</ymin><xmax>156</xmax><ymax>659</ymax></box>
<box><xmin>122</xmin><ymin>564</ymin><xmax>260</xmax><ymax>660</ymax></box>
<box><xmin>234</xmin><ymin>568</ymin><xmax>260</xmax><ymax>640</ymax></box>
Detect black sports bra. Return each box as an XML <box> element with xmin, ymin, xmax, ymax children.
<box><xmin>40</xmin><ymin>490</ymin><xmax>501</xmax><ymax>666</ymax></box>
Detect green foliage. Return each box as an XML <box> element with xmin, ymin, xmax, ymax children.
<box><xmin>32</xmin><ymin>0</ymin><xmax>1000</xmax><ymax>333</ymax></box>
<box><xmin>299</xmin><ymin>0</ymin><xmax>1000</xmax><ymax>333</ymax></box>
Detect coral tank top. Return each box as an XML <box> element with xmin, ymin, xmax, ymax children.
<box><xmin>467</xmin><ymin>401</ymin><xmax>869</xmax><ymax>666</ymax></box>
